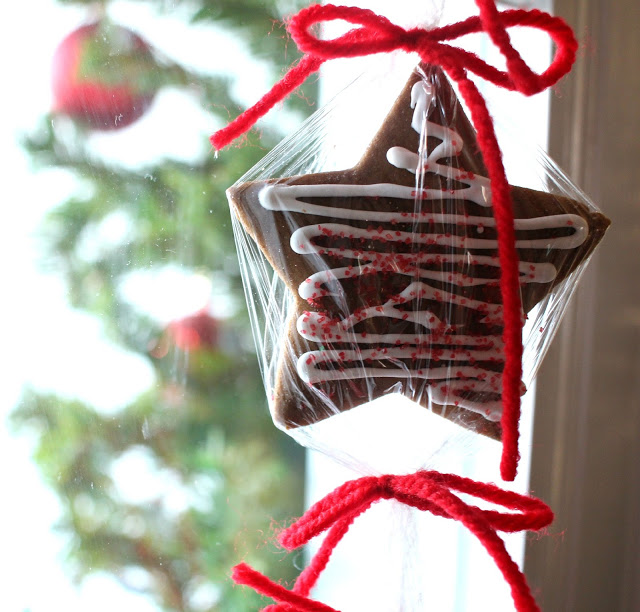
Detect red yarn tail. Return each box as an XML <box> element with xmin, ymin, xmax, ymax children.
<box><xmin>211</xmin><ymin>54</ymin><xmax>323</xmax><ymax>150</ymax></box>
<box><xmin>452</xmin><ymin>73</ymin><xmax>523</xmax><ymax>481</ymax></box>
<box><xmin>233</xmin><ymin>562</ymin><xmax>338</xmax><ymax>612</ymax></box>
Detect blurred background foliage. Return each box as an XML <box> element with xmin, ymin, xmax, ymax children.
<box><xmin>11</xmin><ymin>0</ymin><xmax>316</xmax><ymax>610</ymax></box>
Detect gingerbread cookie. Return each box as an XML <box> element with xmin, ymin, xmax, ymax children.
<box><xmin>228</xmin><ymin>63</ymin><xmax>610</xmax><ymax>439</ymax></box>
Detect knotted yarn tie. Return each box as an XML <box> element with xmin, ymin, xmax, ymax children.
<box><xmin>211</xmin><ymin>1</ymin><xmax>578</xmax><ymax>481</ymax></box>
<box><xmin>231</xmin><ymin>470</ymin><xmax>554</xmax><ymax>612</ymax></box>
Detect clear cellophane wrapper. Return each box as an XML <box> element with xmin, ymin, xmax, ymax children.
<box><xmin>227</xmin><ymin>62</ymin><xmax>609</xmax><ymax>478</ymax></box>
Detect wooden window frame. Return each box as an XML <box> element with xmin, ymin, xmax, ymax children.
<box><xmin>525</xmin><ymin>2</ymin><xmax>640</xmax><ymax>610</ymax></box>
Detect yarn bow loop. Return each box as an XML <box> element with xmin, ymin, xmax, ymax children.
<box><xmin>288</xmin><ymin>3</ymin><xmax>409</xmax><ymax>58</ymax></box>
<box><xmin>283</xmin><ymin>2</ymin><xmax>577</xmax><ymax>96</ymax></box>
<box><xmin>232</xmin><ymin>471</ymin><xmax>554</xmax><ymax>612</ymax></box>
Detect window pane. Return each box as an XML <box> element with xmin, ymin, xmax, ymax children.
<box><xmin>2</xmin><ymin>2</ymin><xmax>312</xmax><ymax>610</ymax></box>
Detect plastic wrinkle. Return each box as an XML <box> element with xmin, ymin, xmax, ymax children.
<box><xmin>232</xmin><ymin>470</ymin><xmax>554</xmax><ymax>612</ymax></box>
<box><xmin>211</xmin><ymin>0</ymin><xmax>578</xmax><ymax>481</ymax></box>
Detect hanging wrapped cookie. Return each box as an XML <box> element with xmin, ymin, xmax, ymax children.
<box><xmin>212</xmin><ymin>3</ymin><xmax>610</xmax><ymax>609</ymax></box>
<box><xmin>224</xmin><ymin>58</ymin><xmax>608</xmax><ymax>473</ymax></box>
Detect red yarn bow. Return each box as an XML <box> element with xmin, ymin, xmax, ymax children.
<box><xmin>232</xmin><ymin>471</ymin><xmax>554</xmax><ymax>612</ymax></box>
<box><xmin>211</xmin><ymin>0</ymin><xmax>577</xmax><ymax>481</ymax></box>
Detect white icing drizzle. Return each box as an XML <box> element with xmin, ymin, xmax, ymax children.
<box><xmin>299</xmin><ymin>279</ymin><xmax>504</xmax><ymax>334</ymax></box>
<box><xmin>260</xmin><ymin>179</ymin><xmax>493</xmax><ymax>211</ymax></box>
<box><xmin>291</xmin><ymin>219</ymin><xmax>585</xmax><ymax>255</ymax></box>
<box><xmin>298</xmin><ymin>256</ymin><xmax>556</xmax><ymax>302</ymax></box>
<box><xmin>260</xmin><ymin>80</ymin><xmax>588</xmax><ymax>420</ymax></box>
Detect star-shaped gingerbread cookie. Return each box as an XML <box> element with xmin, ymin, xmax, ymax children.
<box><xmin>227</xmin><ymin>63</ymin><xmax>610</xmax><ymax>440</ymax></box>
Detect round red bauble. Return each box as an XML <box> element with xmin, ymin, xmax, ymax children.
<box><xmin>52</xmin><ymin>22</ymin><xmax>157</xmax><ymax>130</ymax></box>
<box><xmin>167</xmin><ymin>311</ymin><xmax>220</xmax><ymax>352</ymax></box>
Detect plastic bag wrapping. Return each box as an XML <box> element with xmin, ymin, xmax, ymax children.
<box><xmin>228</xmin><ymin>62</ymin><xmax>610</xmax><ymax>476</ymax></box>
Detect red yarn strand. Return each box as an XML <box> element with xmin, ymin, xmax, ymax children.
<box><xmin>210</xmin><ymin>1</ymin><xmax>577</xmax><ymax>481</ymax></box>
<box><xmin>232</xmin><ymin>562</ymin><xmax>338</xmax><ymax>612</ymax></box>
<box><xmin>453</xmin><ymin>74</ymin><xmax>523</xmax><ymax>480</ymax></box>
<box><xmin>232</xmin><ymin>471</ymin><xmax>553</xmax><ymax>612</ymax></box>
<box><xmin>211</xmin><ymin>54</ymin><xmax>323</xmax><ymax>151</ymax></box>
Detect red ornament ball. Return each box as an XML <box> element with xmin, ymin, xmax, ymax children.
<box><xmin>167</xmin><ymin>311</ymin><xmax>220</xmax><ymax>352</ymax></box>
<box><xmin>52</xmin><ymin>22</ymin><xmax>158</xmax><ymax>130</ymax></box>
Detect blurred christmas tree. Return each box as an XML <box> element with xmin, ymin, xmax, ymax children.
<box><xmin>11</xmin><ymin>1</ymin><xmax>315</xmax><ymax>610</ymax></box>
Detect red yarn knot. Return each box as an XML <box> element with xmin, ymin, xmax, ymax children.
<box><xmin>211</xmin><ymin>0</ymin><xmax>577</xmax><ymax>481</ymax></box>
<box><xmin>232</xmin><ymin>470</ymin><xmax>554</xmax><ymax>612</ymax></box>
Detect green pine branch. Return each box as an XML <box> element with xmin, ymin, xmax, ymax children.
<box><xmin>14</xmin><ymin>0</ymin><xmax>315</xmax><ymax>609</ymax></box>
